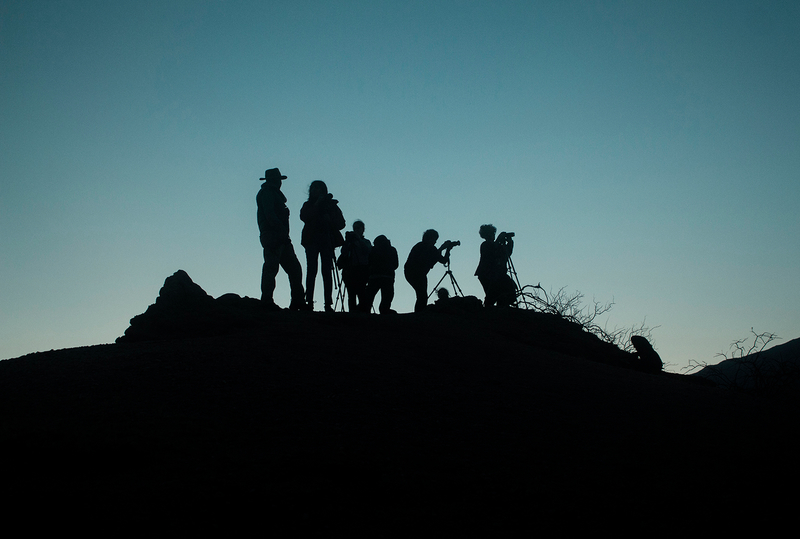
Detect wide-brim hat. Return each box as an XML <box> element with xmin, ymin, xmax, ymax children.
<box><xmin>261</xmin><ymin>168</ymin><xmax>287</xmax><ymax>181</ymax></box>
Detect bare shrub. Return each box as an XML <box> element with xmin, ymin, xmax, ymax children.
<box><xmin>515</xmin><ymin>283</ymin><xmax>656</xmax><ymax>353</ymax></box>
<box><xmin>684</xmin><ymin>329</ymin><xmax>799</xmax><ymax>398</ymax></box>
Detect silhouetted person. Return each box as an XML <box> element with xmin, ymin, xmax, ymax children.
<box><xmin>257</xmin><ymin>168</ymin><xmax>305</xmax><ymax>310</ymax></box>
<box><xmin>475</xmin><ymin>224</ymin><xmax>516</xmax><ymax>307</ymax></box>
<box><xmin>427</xmin><ymin>286</ymin><xmax>483</xmax><ymax>313</ymax></box>
<box><xmin>300</xmin><ymin>180</ymin><xmax>346</xmax><ymax>312</ymax></box>
<box><xmin>361</xmin><ymin>234</ymin><xmax>398</xmax><ymax>314</ymax></box>
<box><xmin>435</xmin><ymin>287</ymin><xmax>450</xmax><ymax>304</ymax></box>
<box><xmin>338</xmin><ymin>220</ymin><xmax>371</xmax><ymax>312</ymax></box>
<box><xmin>404</xmin><ymin>229</ymin><xmax>450</xmax><ymax>313</ymax></box>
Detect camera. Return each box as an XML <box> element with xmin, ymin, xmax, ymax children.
<box><xmin>497</xmin><ymin>232</ymin><xmax>514</xmax><ymax>244</ymax></box>
<box><xmin>441</xmin><ymin>240</ymin><xmax>461</xmax><ymax>250</ymax></box>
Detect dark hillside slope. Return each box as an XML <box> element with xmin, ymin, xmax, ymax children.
<box><xmin>2</xmin><ymin>272</ymin><xmax>796</xmax><ymax>531</ymax></box>
<box><xmin>693</xmin><ymin>336</ymin><xmax>800</xmax><ymax>394</ymax></box>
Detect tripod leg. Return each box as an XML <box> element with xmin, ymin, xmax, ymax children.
<box><xmin>331</xmin><ymin>254</ymin><xmax>346</xmax><ymax>312</ymax></box>
<box><xmin>428</xmin><ymin>271</ymin><xmax>450</xmax><ymax>300</ymax></box>
<box><xmin>506</xmin><ymin>256</ymin><xmax>530</xmax><ymax>308</ymax></box>
<box><xmin>448</xmin><ymin>271</ymin><xmax>464</xmax><ymax>297</ymax></box>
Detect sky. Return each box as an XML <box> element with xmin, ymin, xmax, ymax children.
<box><xmin>1</xmin><ymin>0</ymin><xmax>798</xmax><ymax>372</ymax></box>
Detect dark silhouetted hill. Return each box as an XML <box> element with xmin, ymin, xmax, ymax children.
<box><xmin>2</xmin><ymin>270</ymin><xmax>797</xmax><ymax>532</ymax></box>
<box><xmin>692</xmin><ymin>336</ymin><xmax>800</xmax><ymax>395</ymax></box>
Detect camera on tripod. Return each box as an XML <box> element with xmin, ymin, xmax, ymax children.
<box><xmin>429</xmin><ymin>240</ymin><xmax>464</xmax><ymax>300</ymax></box>
<box><xmin>441</xmin><ymin>240</ymin><xmax>461</xmax><ymax>251</ymax></box>
<box><xmin>497</xmin><ymin>232</ymin><xmax>514</xmax><ymax>246</ymax></box>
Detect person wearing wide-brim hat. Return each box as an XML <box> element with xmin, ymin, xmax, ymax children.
<box><xmin>257</xmin><ymin>167</ymin><xmax>306</xmax><ymax>310</ymax></box>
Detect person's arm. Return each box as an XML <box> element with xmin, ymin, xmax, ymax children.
<box><xmin>299</xmin><ymin>200</ymin><xmax>314</xmax><ymax>223</ymax></box>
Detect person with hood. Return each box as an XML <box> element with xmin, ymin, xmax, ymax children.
<box><xmin>338</xmin><ymin>220</ymin><xmax>372</xmax><ymax>312</ymax></box>
<box><xmin>361</xmin><ymin>234</ymin><xmax>398</xmax><ymax>314</ymax></box>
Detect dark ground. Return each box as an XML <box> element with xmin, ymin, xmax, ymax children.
<box><xmin>2</xmin><ymin>298</ymin><xmax>797</xmax><ymax>532</ymax></box>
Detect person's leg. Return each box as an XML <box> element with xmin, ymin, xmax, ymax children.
<box><xmin>379</xmin><ymin>278</ymin><xmax>395</xmax><ymax>314</ymax></box>
<box><xmin>355</xmin><ymin>267</ymin><xmax>370</xmax><ymax>309</ymax></box>
<box><xmin>343</xmin><ymin>274</ymin><xmax>357</xmax><ymax>312</ymax></box>
<box><xmin>479</xmin><ymin>276</ymin><xmax>496</xmax><ymax>307</ymax></box>
<box><xmin>415</xmin><ymin>278</ymin><xmax>427</xmax><ymax>312</ymax></box>
<box><xmin>406</xmin><ymin>271</ymin><xmax>428</xmax><ymax>313</ymax></box>
<box><xmin>261</xmin><ymin>245</ymin><xmax>280</xmax><ymax>305</ymax></box>
<box><xmin>320</xmin><ymin>247</ymin><xmax>334</xmax><ymax>309</ymax></box>
<box><xmin>305</xmin><ymin>246</ymin><xmax>319</xmax><ymax>308</ymax></box>
<box><xmin>360</xmin><ymin>278</ymin><xmax>378</xmax><ymax>313</ymax></box>
<box><xmin>279</xmin><ymin>241</ymin><xmax>305</xmax><ymax>309</ymax></box>
<box><xmin>496</xmin><ymin>274</ymin><xmax>517</xmax><ymax>307</ymax></box>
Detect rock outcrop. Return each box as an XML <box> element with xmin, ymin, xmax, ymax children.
<box><xmin>631</xmin><ymin>335</ymin><xmax>664</xmax><ymax>373</ymax></box>
<box><xmin>117</xmin><ymin>270</ymin><xmax>263</xmax><ymax>343</ymax></box>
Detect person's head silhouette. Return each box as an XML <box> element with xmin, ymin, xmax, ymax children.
<box><xmin>308</xmin><ymin>180</ymin><xmax>328</xmax><ymax>201</ymax></box>
<box><xmin>261</xmin><ymin>168</ymin><xmax>287</xmax><ymax>188</ymax></box>
<box><xmin>422</xmin><ymin>229</ymin><xmax>439</xmax><ymax>245</ymax></box>
<box><xmin>353</xmin><ymin>220</ymin><xmax>365</xmax><ymax>237</ymax></box>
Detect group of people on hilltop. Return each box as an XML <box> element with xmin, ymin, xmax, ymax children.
<box><xmin>256</xmin><ymin>167</ymin><xmax>516</xmax><ymax>313</ymax></box>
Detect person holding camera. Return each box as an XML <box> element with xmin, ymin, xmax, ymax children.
<box><xmin>300</xmin><ymin>180</ymin><xmax>346</xmax><ymax>312</ymax></box>
<box><xmin>475</xmin><ymin>224</ymin><xmax>516</xmax><ymax>307</ymax></box>
<box><xmin>404</xmin><ymin>229</ymin><xmax>454</xmax><ymax>313</ymax></box>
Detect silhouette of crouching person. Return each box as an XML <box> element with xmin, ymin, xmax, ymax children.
<box><xmin>361</xmin><ymin>235</ymin><xmax>398</xmax><ymax>314</ymax></box>
<box><xmin>257</xmin><ymin>168</ymin><xmax>305</xmax><ymax>310</ymax></box>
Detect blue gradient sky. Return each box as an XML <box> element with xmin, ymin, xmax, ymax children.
<box><xmin>2</xmin><ymin>0</ymin><xmax>798</xmax><ymax>370</ymax></box>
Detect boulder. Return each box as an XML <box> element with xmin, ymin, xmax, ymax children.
<box><xmin>631</xmin><ymin>335</ymin><xmax>663</xmax><ymax>373</ymax></box>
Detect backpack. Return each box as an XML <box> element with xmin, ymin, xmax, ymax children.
<box><xmin>337</xmin><ymin>233</ymin><xmax>370</xmax><ymax>270</ymax></box>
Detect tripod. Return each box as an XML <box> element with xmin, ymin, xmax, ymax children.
<box><xmin>506</xmin><ymin>254</ymin><xmax>533</xmax><ymax>309</ymax></box>
<box><xmin>428</xmin><ymin>260</ymin><xmax>464</xmax><ymax>300</ymax></box>
<box><xmin>331</xmin><ymin>253</ymin><xmax>347</xmax><ymax>312</ymax></box>
<box><xmin>506</xmin><ymin>254</ymin><xmax>552</xmax><ymax>310</ymax></box>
